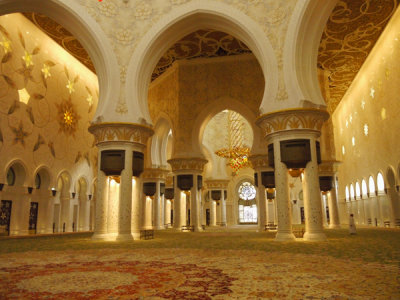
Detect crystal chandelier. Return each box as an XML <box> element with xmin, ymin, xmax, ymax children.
<box><xmin>215</xmin><ymin>111</ymin><xmax>250</xmax><ymax>175</ymax></box>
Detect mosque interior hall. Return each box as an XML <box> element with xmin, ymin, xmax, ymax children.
<box><xmin>0</xmin><ymin>0</ymin><xmax>399</xmax><ymax>298</ymax></box>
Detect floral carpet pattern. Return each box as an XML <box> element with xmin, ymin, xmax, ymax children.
<box><xmin>0</xmin><ymin>247</ymin><xmax>399</xmax><ymax>299</ymax></box>
<box><xmin>0</xmin><ymin>228</ymin><xmax>399</xmax><ymax>299</ymax></box>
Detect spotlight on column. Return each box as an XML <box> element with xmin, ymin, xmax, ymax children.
<box><xmin>0</xmin><ymin>183</ymin><xmax>4</xmax><ymax>191</ymax></box>
<box><xmin>88</xmin><ymin>194</ymin><xmax>92</xmax><ymax>200</ymax></box>
<box><xmin>27</xmin><ymin>187</ymin><xmax>33</xmax><ymax>194</ymax></box>
<box><xmin>51</xmin><ymin>188</ymin><xmax>57</xmax><ymax>197</ymax></box>
<box><xmin>72</xmin><ymin>192</ymin><xmax>76</xmax><ymax>199</ymax></box>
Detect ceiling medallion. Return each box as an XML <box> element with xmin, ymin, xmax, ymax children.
<box><xmin>63</xmin><ymin>110</ymin><xmax>74</xmax><ymax>126</ymax></box>
<box><xmin>56</xmin><ymin>98</ymin><xmax>80</xmax><ymax>136</ymax></box>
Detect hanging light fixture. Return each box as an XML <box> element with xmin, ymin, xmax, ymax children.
<box><xmin>215</xmin><ymin>111</ymin><xmax>250</xmax><ymax>175</ymax></box>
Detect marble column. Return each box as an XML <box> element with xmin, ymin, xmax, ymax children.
<box><xmin>45</xmin><ymin>192</ymin><xmax>55</xmax><ymax>233</ymax></box>
<box><xmin>92</xmin><ymin>171</ymin><xmax>108</xmax><ymax>239</ymax></box>
<box><xmin>190</xmin><ymin>175</ymin><xmax>202</xmax><ymax>231</ymax></box>
<box><xmin>327</xmin><ymin>189</ymin><xmax>340</xmax><ymax>228</ymax></box>
<box><xmin>172</xmin><ymin>185</ymin><xmax>187</xmax><ymax>229</ymax></box>
<box><xmin>153</xmin><ymin>181</ymin><xmax>162</xmax><ymax>230</ymax></box>
<box><xmin>168</xmin><ymin>158</ymin><xmax>208</xmax><ymax>231</ymax></box>
<box><xmin>131</xmin><ymin>177</ymin><xmax>141</xmax><ymax>239</ymax></box>
<box><xmin>273</xmin><ymin>139</ymin><xmax>295</xmax><ymax>241</ymax></box>
<box><xmin>303</xmin><ymin>137</ymin><xmax>326</xmax><ymax>241</ymax></box>
<box><xmin>220</xmin><ymin>189</ymin><xmax>227</xmax><ymax>226</ymax></box>
<box><xmin>89</xmin><ymin>123</ymin><xmax>154</xmax><ymax>241</ymax></box>
<box><xmin>210</xmin><ymin>200</ymin><xmax>217</xmax><ymax>226</ymax></box>
<box><xmin>256</xmin><ymin>108</ymin><xmax>329</xmax><ymax>242</ymax></box>
<box><xmin>356</xmin><ymin>195</ymin><xmax>365</xmax><ymax>225</ymax></box>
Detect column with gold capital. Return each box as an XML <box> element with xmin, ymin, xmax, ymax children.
<box><xmin>168</xmin><ymin>158</ymin><xmax>208</xmax><ymax>231</ymax></box>
<box><xmin>89</xmin><ymin>122</ymin><xmax>153</xmax><ymax>241</ymax></box>
<box><xmin>141</xmin><ymin>168</ymin><xmax>169</xmax><ymax>230</ymax></box>
<box><xmin>257</xmin><ymin>108</ymin><xmax>330</xmax><ymax>241</ymax></box>
<box><xmin>249</xmin><ymin>155</ymin><xmax>270</xmax><ymax>232</ymax></box>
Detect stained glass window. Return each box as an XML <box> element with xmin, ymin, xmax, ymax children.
<box><xmin>238</xmin><ymin>204</ymin><xmax>257</xmax><ymax>223</ymax></box>
<box><xmin>238</xmin><ymin>182</ymin><xmax>256</xmax><ymax>200</ymax></box>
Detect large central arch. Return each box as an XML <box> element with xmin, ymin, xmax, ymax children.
<box><xmin>0</xmin><ymin>0</ymin><xmax>119</xmax><ymax>121</ymax></box>
<box><xmin>126</xmin><ymin>0</ymin><xmax>278</xmax><ymax>124</ymax></box>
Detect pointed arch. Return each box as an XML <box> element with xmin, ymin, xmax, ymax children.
<box><xmin>192</xmin><ymin>96</ymin><xmax>264</xmax><ymax>159</ymax></box>
<box><xmin>284</xmin><ymin>0</ymin><xmax>337</xmax><ymax>107</ymax></box>
<box><xmin>126</xmin><ymin>0</ymin><xmax>278</xmax><ymax>124</ymax></box>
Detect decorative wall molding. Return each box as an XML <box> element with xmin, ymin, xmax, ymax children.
<box><xmin>88</xmin><ymin>122</ymin><xmax>154</xmax><ymax>145</ymax></box>
<box><xmin>248</xmin><ymin>154</ymin><xmax>269</xmax><ymax>170</ymax></box>
<box><xmin>318</xmin><ymin>160</ymin><xmax>341</xmax><ymax>176</ymax></box>
<box><xmin>256</xmin><ymin>108</ymin><xmax>330</xmax><ymax>137</ymax></box>
<box><xmin>167</xmin><ymin>157</ymin><xmax>208</xmax><ymax>172</ymax></box>
<box><xmin>141</xmin><ymin>168</ymin><xmax>170</xmax><ymax>181</ymax></box>
<box><xmin>205</xmin><ymin>179</ymin><xmax>230</xmax><ymax>189</ymax></box>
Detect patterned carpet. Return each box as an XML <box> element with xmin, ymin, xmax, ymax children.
<box><xmin>0</xmin><ymin>228</ymin><xmax>399</xmax><ymax>299</ymax></box>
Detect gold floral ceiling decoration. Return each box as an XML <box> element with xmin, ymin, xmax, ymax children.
<box><xmin>318</xmin><ymin>0</ymin><xmax>399</xmax><ymax>114</ymax></box>
<box><xmin>152</xmin><ymin>29</ymin><xmax>251</xmax><ymax>81</ymax></box>
<box><xmin>22</xmin><ymin>13</ymin><xmax>95</xmax><ymax>73</ymax></box>
<box><xmin>21</xmin><ymin>13</ymin><xmax>251</xmax><ymax>81</ymax></box>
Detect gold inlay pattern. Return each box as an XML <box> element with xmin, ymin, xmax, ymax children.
<box><xmin>318</xmin><ymin>0</ymin><xmax>399</xmax><ymax>113</ymax></box>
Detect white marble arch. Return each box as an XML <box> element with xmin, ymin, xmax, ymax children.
<box><xmin>4</xmin><ymin>159</ymin><xmax>28</xmax><ymax>187</ymax></box>
<box><xmin>150</xmin><ymin>114</ymin><xmax>173</xmax><ymax>168</ymax></box>
<box><xmin>284</xmin><ymin>0</ymin><xmax>337</xmax><ymax>107</ymax></box>
<box><xmin>32</xmin><ymin>165</ymin><xmax>54</xmax><ymax>190</ymax></box>
<box><xmin>0</xmin><ymin>0</ymin><xmax>119</xmax><ymax>122</ymax></box>
<box><xmin>126</xmin><ymin>0</ymin><xmax>278</xmax><ymax>124</ymax></box>
<box><xmin>191</xmin><ymin>96</ymin><xmax>263</xmax><ymax>159</ymax></box>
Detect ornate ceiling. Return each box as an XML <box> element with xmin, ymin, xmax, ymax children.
<box><xmin>22</xmin><ymin>13</ymin><xmax>95</xmax><ymax>73</ymax></box>
<box><xmin>22</xmin><ymin>1</ymin><xmax>400</xmax><ymax>113</ymax></box>
<box><xmin>318</xmin><ymin>0</ymin><xmax>399</xmax><ymax>114</ymax></box>
<box><xmin>152</xmin><ymin>29</ymin><xmax>251</xmax><ymax>81</ymax></box>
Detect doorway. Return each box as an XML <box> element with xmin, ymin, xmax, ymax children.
<box><xmin>0</xmin><ymin>200</ymin><xmax>12</xmax><ymax>236</ymax></box>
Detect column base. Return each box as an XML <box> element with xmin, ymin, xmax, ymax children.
<box><xmin>329</xmin><ymin>224</ymin><xmax>341</xmax><ymax>229</ymax></box>
<box><xmin>303</xmin><ymin>231</ymin><xmax>327</xmax><ymax>241</ymax></box>
<box><xmin>115</xmin><ymin>233</ymin><xmax>136</xmax><ymax>241</ymax></box>
<box><xmin>274</xmin><ymin>232</ymin><xmax>296</xmax><ymax>241</ymax></box>
<box><xmin>10</xmin><ymin>230</ymin><xmax>29</xmax><ymax>236</ymax></box>
<box><xmin>193</xmin><ymin>226</ymin><xmax>203</xmax><ymax>232</ymax></box>
<box><xmin>154</xmin><ymin>225</ymin><xmax>164</xmax><ymax>230</ymax></box>
<box><xmin>91</xmin><ymin>232</ymin><xmax>118</xmax><ymax>241</ymax></box>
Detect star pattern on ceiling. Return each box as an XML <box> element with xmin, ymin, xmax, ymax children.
<box><xmin>318</xmin><ymin>0</ymin><xmax>399</xmax><ymax>114</ymax></box>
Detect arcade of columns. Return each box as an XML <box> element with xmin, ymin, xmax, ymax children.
<box><xmin>89</xmin><ymin>108</ymin><xmax>341</xmax><ymax>241</ymax></box>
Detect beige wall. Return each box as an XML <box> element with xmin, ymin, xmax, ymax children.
<box><xmin>332</xmin><ymin>7</ymin><xmax>400</xmax><ymax>200</ymax></box>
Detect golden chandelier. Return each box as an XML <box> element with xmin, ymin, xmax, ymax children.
<box><xmin>215</xmin><ymin>111</ymin><xmax>250</xmax><ymax>174</ymax></box>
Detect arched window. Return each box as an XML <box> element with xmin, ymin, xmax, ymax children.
<box><xmin>361</xmin><ymin>179</ymin><xmax>368</xmax><ymax>196</ymax></box>
<box><xmin>355</xmin><ymin>182</ymin><xmax>361</xmax><ymax>198</ymax></box>
<box><xmin>238</xmin><ymin>182</ymin><xmax>256</xmax><ymax>200</ymax></box>
<box><xmin>369</xmin><ymin>176</ymin><xmax>375</xmax><ymax>194</ymax></box>
<box><xmin>238</xmin><ymin>182</ymin><xmax>257</xmax><ymax>223</ymax></box>
<box><xmin>6</xmin><ymin>167</ymin><xmax>15</xmax><ymax>186</ymax></box>
<box><xmin>345</xmin><ymin>186</ymin><xmax>349</xmax><ymax>202</ymax></box>
<box><xmin>350</xmin><ymin>184</ymin><xmax>355</xmax><ymax>200</ymax></box>
<box><xmin>377</xmin><ymin>173</ymin><xmax>385</xmax><ymax>192</ymax></box>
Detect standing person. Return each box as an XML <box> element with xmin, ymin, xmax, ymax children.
<box><xmin>349</xmin><ymin>213</ymin><xmax>357</xmax><ymax>235</ymax></box>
